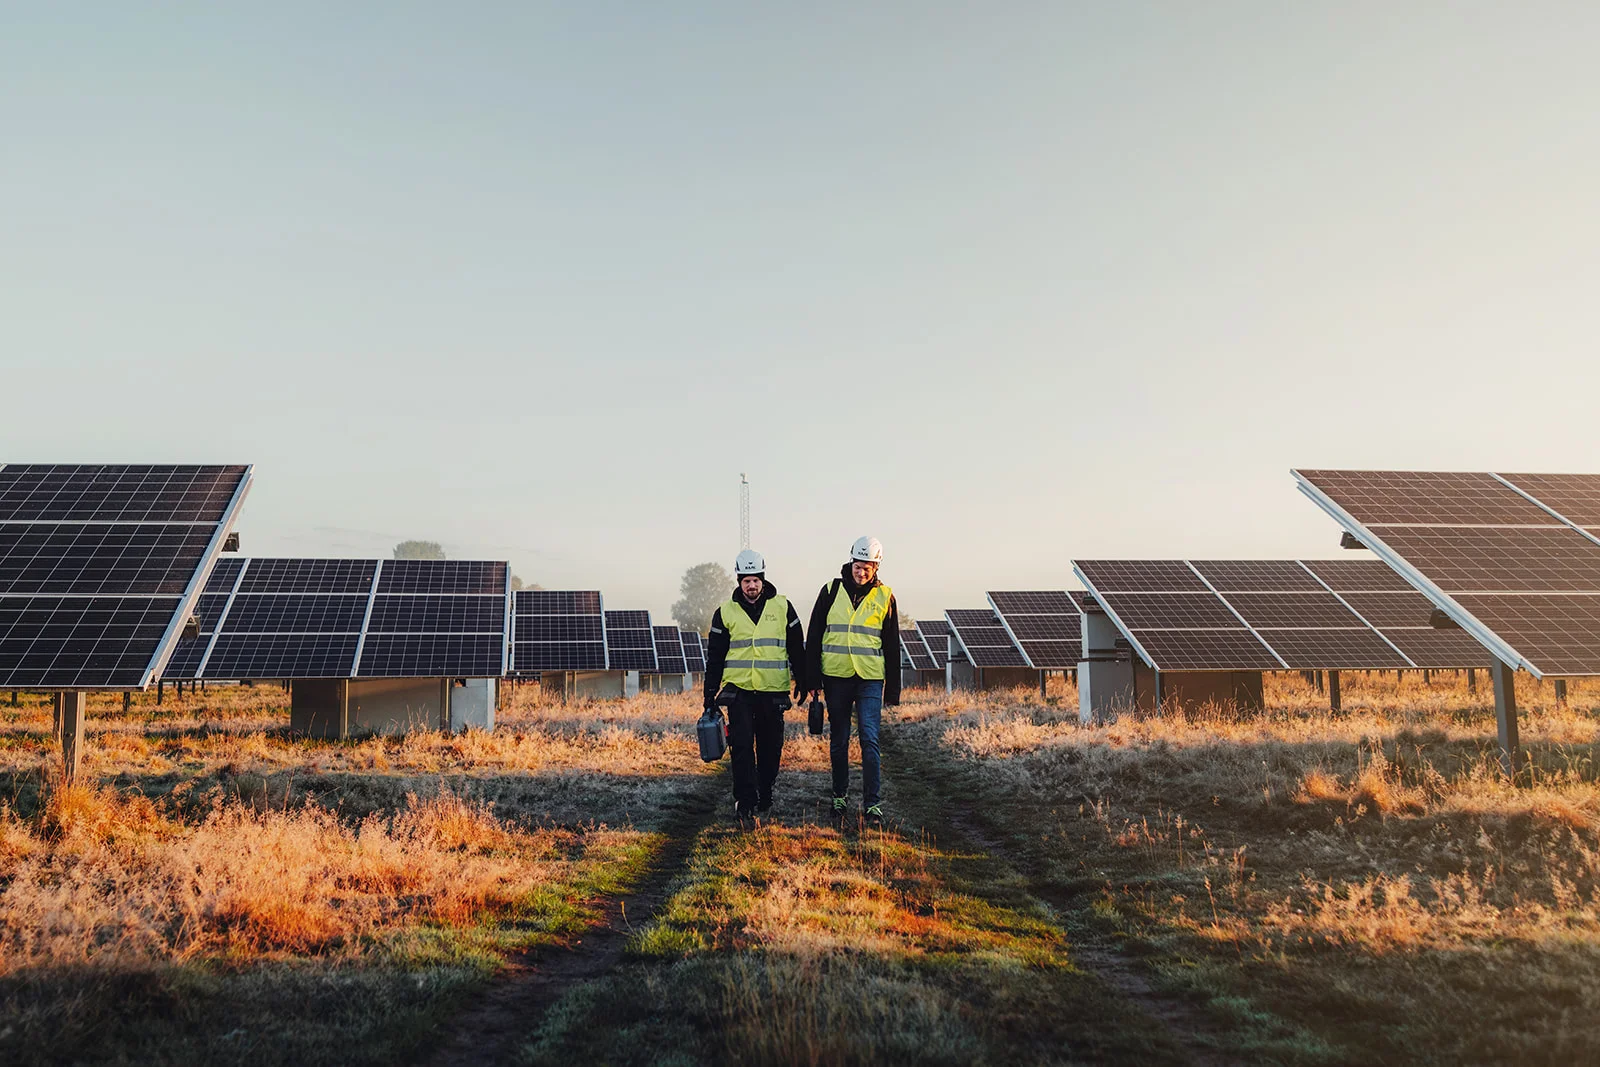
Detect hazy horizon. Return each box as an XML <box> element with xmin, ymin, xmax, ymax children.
<box><xmin>6</xmin><ymin>4</ymin><xmax>1600</xmax><ymax>622</ymax></box>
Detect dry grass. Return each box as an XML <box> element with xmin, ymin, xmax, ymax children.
<box><xmin>0</xmin><ymin>682</ymin><xmax>718</xmax><ymax>1065</ymax></box>
<box><xmin>897</xmin><ymin>670</ymin><xmax>1600</xmax><ymax>1061</ymax></box>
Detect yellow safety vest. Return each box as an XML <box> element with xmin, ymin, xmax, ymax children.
<box><xmin>820</xmin><ymin>581</ymin><xmax>893</xmax><ymax>680</ymax></box>
<box><xmin>720</xmin><ymin>595</ymin><xmax>791</xmax><ymax>692</ymax></box>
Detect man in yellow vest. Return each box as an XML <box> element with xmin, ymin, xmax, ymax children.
<box><xmin>805</xmin><ymin>536</ymin><xmax>900</xmax><ymax>826</ymax></box>
<box><xmin>703</xmin><ymin>548</ymin><xmax>808</xmax><ymax>820</ymax></box>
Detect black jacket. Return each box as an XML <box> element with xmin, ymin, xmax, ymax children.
<box><xmin>806</xmin><ymin>564</ymin><xmax>901</xmax><ymax>706</ymax></box>
<box><xmin>703</xmin><ymin>579</ymin><xmax>807</xmax><ymax>703</ymax></box>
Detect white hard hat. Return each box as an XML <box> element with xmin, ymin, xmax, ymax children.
<box><xmin>849</xmin><ymin>536</ymin><xmax>883</xmax><ymax>564</ymax></box>
<box><xmin>734</xmin><ymin>548</ymin><xmax>766</xmax><ymax>576</ymax></box>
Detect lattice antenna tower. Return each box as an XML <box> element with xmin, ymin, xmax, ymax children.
<box><xmin>739</xmin><ymin>473</ymin><xmax>750</xmax><ymax>551</ymax></box>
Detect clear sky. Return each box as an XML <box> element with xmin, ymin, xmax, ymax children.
<box><xmin>4</xmin><ymin>4</ymin><xmax>1600</xmax><ymax>622</ymax></box>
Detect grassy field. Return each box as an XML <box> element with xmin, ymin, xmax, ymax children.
<box><xmin>3</xmin><ymin>672</ymin><xmax>1599</xmax><ymax>1064</ymax></box>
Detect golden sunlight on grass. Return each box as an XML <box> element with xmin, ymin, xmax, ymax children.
<box><xmin>895</xmin><ymin>671</ymin><xmax>1600</xmax><ymax>1062</ymax></box>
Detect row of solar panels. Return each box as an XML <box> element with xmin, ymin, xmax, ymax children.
<box><xmin>900</xmin><ymin>559</ymin><xmax>1492</xmax><ymax>678</ymax></box>
<box><xmin>161</xmin><ymin>564</ymin><xmax>708</xmax><ymax>681</ymax></box>
<box><xmin>900</xmin><ymin>591</ymin><xmax>1085</xmax><ymax>673</ymax></box>
<box><xmin>6</xmin><ymin>464</ymin><xmax>1600</xmax><ymax>693</ymax></box>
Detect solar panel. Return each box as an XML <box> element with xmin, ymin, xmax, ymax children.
<box><xmin>650</xmin><ymin>626</ymin><xmax>686</xmax><ymax>674</ymax></box>
<box><xmin>1296</xmin><ymin>469</ymin><xmax>1600</xmax><ymax>675</ymax></box>
<box><xmin>1075</xmin><ymin>557</ymin><xmax>1483</xmax><ymax>672</ymax></box>
<box><xmin>1190</xmin><ymin>560</ymin><xmax>1323</xmax><ymax>593</ymax></box>
<box><xmin>1074</xmin><ymin>560</ymin><xmax>1209</xmax><ymax>593</ymax></box>
<box><xmin>512</xmin><ymin>589</ymin><xmax>606</xmax><ymax>672</ymax></box>
<box><xmin>603</xmin><ymin>610</ymin><xmax>658</xmax><ymax>672</ymax></box>
<box><xmin>680</xmin><ymin>630</ymin><xmax>706</xmax><ymax>673</ymax></box>
<box><xmin>945</xmin><ymin>609</ymin><xmax>1028</xmax><ymax>668</ymax></box>
<box><xmin>986</xmin><ymin>590</ymin><xmax>1081</xmax><ymax>669</ymax></box>
<box><xmin>901</xmin><ymin>628</ymin><xmax>938</xmax><ymax>672</ymax></box>
<box><xmin>915</xmin><ymin>619</ymin><xmax>950</xmax><ymax>668</ymax></box>
<box><xmin>163</xmin><ymin>558</ymin><xmax>509</xmax><ymax>680</ymax></box>
<box><xmin>0</xmin><ymin>464</ymin><xmax>250</xmax><ymax>689</ymax></box>
<box><xmin>1300</xmin><ymin>560</ymin><xmax>1487</xmax><ymax>669</ymax></box>
<box><xmin>1127</xmin><ymin>629</ymin><xmax>1283</xmax><ymax>671</ymax></box>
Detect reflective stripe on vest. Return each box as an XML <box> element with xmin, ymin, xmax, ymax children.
<box><xmin>820</xmin><ymin>581</ymin><xmax>892</xmax><ymax>681</ymax></box>
<box><xmin>719</xmin><ymin>595</ymin><xmax>791</xmax><ymax>692</ymax></box>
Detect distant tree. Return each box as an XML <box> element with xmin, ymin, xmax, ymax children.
<box><xmin>511</xmin><ymin>574</ymin><xmax>524</xmax><ymax>590</ymax></box>
<box><xmin>672</xmin><ymin>562</ymin><xmax>733</xmax><ymax>634</ymax></box>
<box><xmin>394</xmin><ymin>540</ymin><xmax>446</xmax><ymax>560</ymax></box>
<box><xmin>509</xmin><ymin>574</ymin><xmax>545</xmax><ymax>591</ymax></box>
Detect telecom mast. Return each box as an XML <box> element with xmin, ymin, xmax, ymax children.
<box><xmin>739</xmin><ymin>473</ymin><xmax>751</xmax><ymax>550</ymax></box>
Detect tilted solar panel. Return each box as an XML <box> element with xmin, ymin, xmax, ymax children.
<box><xmin>164</xmin><ymin>558</ymin><xmax>509</xmax><ymax>680</ymax></box>
<box><xmin>1295</xmin><ymin>469</ymin><xmax>1600</xmax><ymax>675</ymax></box>
<box><xmin>1075</xmin><ymin>557</ymin><xmax>1482</xmax><ymax>672</ymax></box>
<box><xmin>680</xmin><ymin>630</ymin><xmax>706</xmax><ymax>673</ymax></box>
<box><xmin>0</xmin><ymin>464</ymin><xmax>251</xmax><ymax>689</ymax></box>
<box><xmin>900</xmin><ymin>628</ymin><xmax>937</xmax><ymax>672</ymax></box>
<box><xmin>603</xmin><ymin>610</ymin><xmax>658</xmax><ymax>672</ymax></box>
<box><xmin>945</xmin><ymin>609</ymin><xmax>1028</xmax><ymax>668</ymax></box>
<box><xmin>513</xmin><ymin>589</ymin><xmax>606</xmax><ymax>672</ymax></box>
<box><xmin>986</xmin><ymin>590</ymin><xmax>1082</xmax><ymax>669</ymax></box>
<box><xmin>915</xmin><ymin>619</ymin><xmax>951</xmax><ymax>668</ymax></box>
<box><xmin>650</xmin><ymin>625</ymin><xmax>686</xmax><ymax>674</ymax></box>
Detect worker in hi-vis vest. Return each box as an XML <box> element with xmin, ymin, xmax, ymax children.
<box><xmin>703</xmin><ymin>549</ymin><xmax>808</xmax><ymax>819</ymax></box>
<box><xmin>805</xmin><ymin>536</ymin><xmax>900</xmax><ymax>826</ymax></box>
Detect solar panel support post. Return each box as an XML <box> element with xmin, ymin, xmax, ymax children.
<box><xmin>1467</xmin><ymin>668</ymin><xmax>1476</xmax><ymax>694</ymax></box>
<box><xmin>1489</xmin><ymin>660</ymin><xmax>1521</xmax><ymax>778</ymax></box>
<box><xmin>53</xmin><ymin>692</ymin><xmax>85</xmax><ymax>782</ymax></box>
<box><xmin>1555</xmin><ymin>679</ymin><xmax>1568</xmax><ymax>708</ymax></box>
<box><xmin>156</xmin><ymin>680</ymin><xmax>164</xmax><ymax>705</ymax></box>
<box><xmin>9</xmin><ymin>690</ymin><xmax>16</xmax><ymax>706</ymax></box>
<box><xmin>122</xmin><ymin>691</ymin><xmax>131</xmax><ymax>713</ymax></box>
<box><xmin>1328</xmin><ymin>670</ymin><xmax>1341</xmax><ymax>713</ymax></box>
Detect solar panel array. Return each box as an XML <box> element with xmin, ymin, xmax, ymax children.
<box><xmin>603</xmin><ymin>610</ymin><xmax>658</xmax><ymax>671</ymax></box>
<box><xmin>679</xmin><ymin>630</ymin><xmax>706</xmax><ymax>673</ymax></box>
<box><xmin>987</xmin><ymin>590</ymin><xmax>1081</xmax><ymax>669</ymax></box>
<box><xmin>1296</xmin><ymin>470</ymin><xmax>1600</xmax><ymax>676</ymax></box>
<box><xmin>945</xmin><ymin>608</ymin><xmax>1029</xmax><ymax>668</ymax></box>
<box><xmin>900</xmin><ymin>627</ymin><xmax>938</xmax><ymax>672</ymax></box>
<box><xmin>1074</xmin><ymin>558</ymin><xmax>1489</xmax><ymax>672</ymax></box>
<box><xmin>0</xmin><ymin>464</ymin><xmax>251</xmax><ymax>688</ymax></box>
<box><xmin>512</xmin><ymin>590</ymin><xmax>606</xmax><ymax>673</ymax></box>
<box><xmin>165</xmin><ymin>558</ymin><xmax>510</xmax><ymax>679</ymax></box>
<box><xmin>915</xmin><ymin>618</ymin><xmax>951</xmax><ymax>669</ymax></box>
<box><xmin>651</xmin><ymin>625</ymin><xmax>687</xmax><ymax>674</ymax></box>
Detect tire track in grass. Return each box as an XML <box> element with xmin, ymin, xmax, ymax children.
<box><xmin>421</xmin><ymin>768</ymin><xmax>727</xmax><ymax>1067</ymax></box>
<box><xmin>882</xmin><ymin>725</ymin><xmax>1237</xmax><ymax>1067</ymax></box>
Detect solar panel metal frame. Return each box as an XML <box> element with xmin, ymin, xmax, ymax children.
<box><xmin>0</xmin><ymin>464</ymin><xmax>253</xmax><ymax>689</ymax></box>
<box><xmin>1293</xmin><ymin>469</ymin><xmax>1600</xmax><ymax>677</ymax></box>
<box><xmin>985</xmin><ymin>590</ymin><xmax>1082</xmax><ymax>669</ymax></box>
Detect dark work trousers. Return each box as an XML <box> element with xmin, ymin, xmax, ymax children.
<box><xmin>824</xmin><ymin>676</ymin><xmax>884</xmax><ymax>808</ymax></box>
<box><xmin>727</xmin><ymin>687</ymin><xmax>786</xmax><ymax>809</ymax></box>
